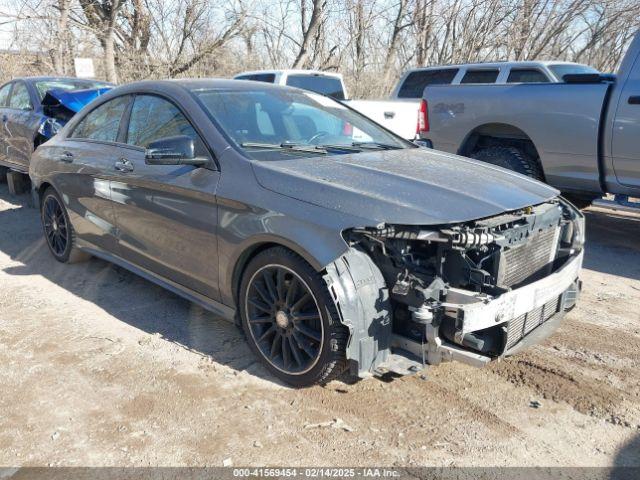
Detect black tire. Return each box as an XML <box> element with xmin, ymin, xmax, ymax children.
<box><xmin>239</xmin><ymin>247</ymin><xmax>348</xmax><ymax>387</ymax></box>
<box><xmin>40</xmin><ymin>187</ymin><xmax>89</xmax><ymax>263</ymax></box>
<box><xmin>0</xmin><ymin>166</ymin><xmax>7</xmax><ymax>184</ymax></box>
<box><xmin>471</xmin><ymin>146</ymin><xmax>544</xmax><ymax>180</ymax></box>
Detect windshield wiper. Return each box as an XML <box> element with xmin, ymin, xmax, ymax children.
<box><xmin>315</xmin><ymin>143</ymin><xmax>363</xmax><ymax>152</ymax></box>
<box><xmin>241</xmin><ymin>142</ymin><xmax>327</xmax><ymax>154</ymax></box>
<box><xmin>351</xmin><ymin>141</ymin><xmax>401</xmax><ymax>150</ymax></box>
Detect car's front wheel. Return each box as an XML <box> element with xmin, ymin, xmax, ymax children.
<box><xmin>239</xmin><ymin>247</ymin><xmax>348</xmax><ymax>387</ymax></box>
<box><xmin>40</xmin><ymin>187</ymin><xmax>89</xmax><ymax>263</ymax></box>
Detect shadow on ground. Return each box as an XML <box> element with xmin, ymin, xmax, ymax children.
<box><xmin>612</xmin><ymin>432</ymin><xmax>640</xmax><ymax>479</ymax></box>
<box><xmin>582</xmin><ymin>209</ymin><xmax>640</xmax><ymax>281</ymax></box>
<box><xmin>0</xmin><ymin>184</ymin><xmax>279</xmax><ymax>384</ymax></box>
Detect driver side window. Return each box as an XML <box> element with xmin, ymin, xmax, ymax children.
<box><xmin>126</xmin><ymin>94</ymin><xmax>209</xmax><ymax>157</ymax></box>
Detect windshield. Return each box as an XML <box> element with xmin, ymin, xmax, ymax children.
<box><xmin>285</xmin><ymin>75</ymin><xmax>345</xmax><ymax>100</ymax></box>
<box><xmin>35</xmin><ymin>80</ymin><xmax>111</xmax><ymax>101</ymax></box>
<box><xmin>548</xmin><ymin>64</ymin><xmax>599</xmax><ymax>81</ymax></box>
<box><xmin>193</xmin><ymin>88</ymin><xmax>411</xmax><ymax>160</ymax></box>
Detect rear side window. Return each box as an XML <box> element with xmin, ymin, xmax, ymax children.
<box><xmin>460</xmin><ymin>69</ymin><xmax>500</xmax><ymax>84</ymax></box>
<box><xmin>0</xmin><ymin>83</ymin><xmax>12</xmax><ymax>107</ymax></box>
<box><xmin>548</xmin><ymin>64</ymin><xmax>599</xmax><ymax>81</ymax></box>
<box><xmin>397</xmin><ymin>69</ymin><xmax>459</xmax><ymax>98</ymax></box>
<box><xmin>9</xmin><ymin>83</ymin><xmax>32</xmax><ymax>110</ymax></box>
<box><xmin>236</xmin><ymin>74</ymin><xmax>276</xmax><ymax>83</ymax></box>
<box><xmin>285</xmin><ymin>75</ymin><xmax>345</xmax><ymax>100</ymax></box>
<box><xmin>507</xmin><ymin>69</ymin><xmax>549</xmax><ymax>83</ymax></box>
<box><xmin>71</xmin><ymin>95</ymin><xmax>130</xmax><ymax>142</ymax></box>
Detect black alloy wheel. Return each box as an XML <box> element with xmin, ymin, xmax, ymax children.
<box><xmin>42</xmin><ymin>193</ymin><xmax>69</xmax><ymax>258</ymax></box>
<box><xmin>245</xmin><ymin>264</ymin><xmax>324</xmax><ymax>375</ymax></box>
<box><xmin>239</xmin><ymin>247</ymin><xmax>348</xmax><ymax>387</ymax></box>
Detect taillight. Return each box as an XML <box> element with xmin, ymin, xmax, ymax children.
<box><xmin>417</xmin><ymin>99</ymin><xmax>429</xmax><ymax>134</ymax></box>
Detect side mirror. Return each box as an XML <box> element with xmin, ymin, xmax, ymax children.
<box><xmin>145</xmin><ymin>135</ymin><xmax>208</xmax><ymax>166</ymax></box>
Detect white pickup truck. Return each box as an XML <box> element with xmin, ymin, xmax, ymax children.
<box><xmin>235</xmin><ymin>63</ymin><xmax>597</xmax><ymax>140</ymax></box>
<box><xmin>234</xmin><ymin>69</ymin><xmax>419</xmax><ymax>139</ymax></box>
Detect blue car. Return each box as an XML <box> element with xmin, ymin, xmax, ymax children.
<box><xmin>0</xmin><ymin>76</ymin><xmax>112</xmax><ymax>174</ymax></box>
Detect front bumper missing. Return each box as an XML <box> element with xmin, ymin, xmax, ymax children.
<box><xmin>444</xmin><ymin>250</ymin><xmax>583</xmax><ymax>335</ymax></box>
<box><xmin>384</xmin><ymin>251</ymin><xmax>583</xmax><ymax>372</ymax></box>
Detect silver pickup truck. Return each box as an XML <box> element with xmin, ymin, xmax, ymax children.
<box><xmin>419</xmin><ymin>33</ymin><xmax>640</xmax><ymax>208</ymax></box>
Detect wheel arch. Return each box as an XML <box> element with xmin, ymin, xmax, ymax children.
<box><xmin>35</xmin><ymin>180</ymin><xmax>54</xmax><ymax>204</ymax></box>
<box><xmin>459</xmin><ymin>123</ymin><xmax>541</xmax><ymax>159</ymax></box>
<box><xmin>229</xmin><ymin>236</ymin><xmax>333</xmax><ymax>319</ymax></box>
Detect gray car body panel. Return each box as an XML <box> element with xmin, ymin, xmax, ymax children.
<box><xmin>29</xmin><ymin>79</ymin><xmax>567</xmax><ymax>376</ymax></box>
<box><xmin>421</xmin><ymin>32</ymin><xmax>640</xmax><ymax>197</ymax></box>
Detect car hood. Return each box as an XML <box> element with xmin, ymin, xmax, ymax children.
<box><xmin>41</xmin><ymin>87</ymin><xmax>112</xmax><ymax>114</ymax></box>
<box><xmin>251</xmin><ymin>148</ymin><xmax>559</xmax><ymax>225</ymax></box>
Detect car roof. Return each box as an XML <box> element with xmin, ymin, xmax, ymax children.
<box><xmin>8</xmin><ymin>76</ymin><xmax>111</xmax><ymax>84</ymax></box>
<box><xmin>406</xmin><ymin>60</ymin><xmax>589</xmax><ymax>72</ymax></box>
<box><xmin>103</xmin><ymin>78</ymin><xmax>308</xmax><ymax>96</ymax></box>
<box><xmin>234</xmin><ymin>69</ymin><xmax>343</xmax><ymax>79</ymax></box>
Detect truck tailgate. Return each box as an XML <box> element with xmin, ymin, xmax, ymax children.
<box><xmin>347</xmin><ymin>99</ymin><xmax>419</xmax><ymax>140</ymax></box>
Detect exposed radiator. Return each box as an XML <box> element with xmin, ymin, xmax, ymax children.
<box><xmin>499</xmin><ymin>226</ymin><xmax>559</xmax><ymax>288</ymax></box>
<box><xmin>504</xmin><ymin>296</ymin><xmax>560</xmax><ymax>351</ymax></box>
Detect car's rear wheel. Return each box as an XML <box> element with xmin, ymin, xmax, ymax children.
<box><xmin>239</xmin><ymin>247</ymin><xmax>348</xmax><ymax>387</ymax></box>
<box><xmin>41</xmin><ymin>187</ymin><xmax>89</xmax><ymax>263</ymax></box>
<box><xmin>471</xmin><ymin>146</ymin><xmax>544</xmax><ymax>180</ymax></box>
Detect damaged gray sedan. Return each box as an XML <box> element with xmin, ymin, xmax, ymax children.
<box><xmin>29</xmin><ymin>79</ymin><xmax>584</xmax><ymax>386</ymax></box>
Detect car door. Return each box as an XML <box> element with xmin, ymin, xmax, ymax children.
<box><xmin>0</xmin><ymin>82</ymin><xmax>15</xmax><ymax>167</ymax></box>
<box><xmin>110</xmin><ymin>93</ymin><xmax>221</xmax><ymax>300</ymax></box>
<box><xmin>611</xmin><ymin>52</ymin><xmax>640</xmax><ymax>189</ymax></box>
<box><xmin>52</xmin><ymin>94</ymin><xmax>132</xmax><ymax>254</ymax></box>
<box><xmin>4</xmin><ymin>80</ymin><xmax>41</xmax><ymax>171</ymax></box>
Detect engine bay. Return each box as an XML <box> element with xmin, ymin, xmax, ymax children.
<box><xmin>342</xmin><ymin>199</ymin><xmax>584</xmax><ymax>361</ymax></box>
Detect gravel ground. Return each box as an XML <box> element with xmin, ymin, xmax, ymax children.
<box><xmin>0</xmin><ymin>183</ymin><xmax>638</xmax><ymax>467</ymax></box>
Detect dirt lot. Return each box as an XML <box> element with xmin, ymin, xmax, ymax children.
<box><xmin>0</xmin><ymin>183</ymin><xmax>638</xmax><ymax>468</ymax></box>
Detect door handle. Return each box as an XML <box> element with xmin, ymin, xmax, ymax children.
<box><xmin>628</xmin><ymin>95</ymin><xmax>640</xmax><ymax>105</ymax></box>
<box><xmin>383</xmin><ymin>111</ymin><xmax>396</xmax><ymax>119</ymax></box>
<box><xmin>55</xmin><ymin>151</ymin><xmax>74</xmax><ymax>163</ymax></box>
<box><xmin>114</xmin><ymin>158</ymin><xmax>134</xmax><ymax>172</ymax></box>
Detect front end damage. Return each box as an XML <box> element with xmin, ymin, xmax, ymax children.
<box><xmin>324</xmin><ymin>198</ymin><xmax>584</xmax><ymax>378</ymax></box>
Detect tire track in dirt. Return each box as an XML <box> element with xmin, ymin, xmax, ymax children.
<box><xmin>490</xmin><ymin>345</ymin><xmax>638</xmax><ymax>427</ymax></box>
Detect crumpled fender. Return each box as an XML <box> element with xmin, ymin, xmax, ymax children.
<box><xmin>323</xmin><ymin>247</ymin><xmax>392</xmax><ymax>377</ymax></box>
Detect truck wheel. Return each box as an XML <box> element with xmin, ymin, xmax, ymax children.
<box><xmin>471</xmin><ymin>146</ymin><xmax>544</xmax><ymax>180</ymax></box>
<box><xmin>239</xmin><ymin>247</ymin><xmax>349</xmax><ymax>387</ymax></box>
<box><xmin>40</xmin><ymin>187</ymin><xmax>90</xmax><ymax>263</ymax></box>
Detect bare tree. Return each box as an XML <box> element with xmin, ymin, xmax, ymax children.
<box><xmin>292</xmin><ymin>0</ymin><xmax>327</xmax><ymax>68</ymax></box>
<box><xmin>1</xmin><ymin>0</ymin><xmax>639</xmax><ymax>92</ymax></box>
